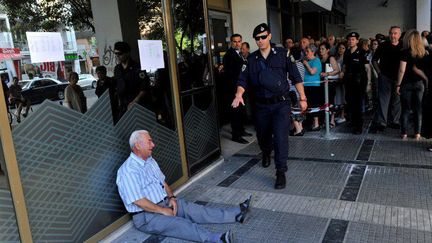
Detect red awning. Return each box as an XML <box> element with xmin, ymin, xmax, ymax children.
<box><xmin>0</xmin><ymin>48</ymin><xmax>22</xmax><ymax>60</ymax></box>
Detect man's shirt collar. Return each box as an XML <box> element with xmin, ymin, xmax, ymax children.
<box><xmin>129</xmin><ymin>152</ymin><xmax>151</xmax><ymax>166</ymax></box>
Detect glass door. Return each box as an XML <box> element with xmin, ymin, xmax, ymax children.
<box><xmin>171</xmin><ymin>0</ymin><xmax>221</xmax><ymax>175</ymax></box>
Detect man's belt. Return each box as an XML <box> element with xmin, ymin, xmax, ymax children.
<box><xmin>130</xmin><ymin>199</ymin><xmax>165</xmax><ymax>216</ymax></box>
<box><xmin>256</xmin><ymin>93</ymin><xmax>290</xmax><ymax>105</ymax></box>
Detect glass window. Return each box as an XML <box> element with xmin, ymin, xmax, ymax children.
<box><xmin>172</xmin><ymin>0</ymin><xmax>212</xmax><ymax>91</ymax></box>
<box><xmin>31</xmin><ymin>80</ymin><xmax>41</xmax><ymax>88</ymax></box>
<box><xmin>42</xmin><ymin>79</ymin><xmax>56</xmax><ymax>86</ymax></box>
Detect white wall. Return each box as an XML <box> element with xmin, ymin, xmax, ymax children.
<box><xmin>346</xmin><ymin>0</ymin><xmax>416</xmax><ymax>38</ymax></box>
<box><xmin>417</xmin><ymin>0</ymin><xmax>431</xmax><ymax>32</ymax></box>
<box><xmin>231</xmin><ymin>0</ymin><xmax>267</xmax><ymax>52</ymax></box>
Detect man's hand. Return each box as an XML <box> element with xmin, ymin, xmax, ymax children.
<box><xmin>396</xmin><ymin>86</ymin><xmax>401</xmax><ymax>95</ymax></box>
<box><xmin>299</xmin><ymin>100</ymin><xmax>308</xmax><ymax>111</ymax></box>
<box><xmin>231</xmin><ymin>94</ymin><xmax>244</xmax><ymax>108</ymax></box>
<box><xmin>169</xmin><ymin>198</ymin><xmax>178</xmax><ymax>216</ymax></box>
<box><xmin>160</xmin><ymin>207</ymin><xmax>175</xmax><ymax>216</ymax></box>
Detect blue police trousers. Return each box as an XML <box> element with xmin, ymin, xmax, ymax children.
<box><xmin>254</xmin><ymin>100</ymin><xmax>291</xmax><ymax>172</ymax></box>
<box><xmin>132</xmin><ymin>198</ymin><xmax>240</xmax><ymax>242</ymax></box>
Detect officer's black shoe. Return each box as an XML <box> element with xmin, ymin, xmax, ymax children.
<box><xmin>236</xmin><ymin>195</ymin><xmax>252</xmax><ymax>223</ymax></box>
<box><xmin>241</xmin><ymin>131</ymin><xmax>253</xmax><ymax>137</ymax></box>
<box><xmin>221</xmin><ymin>230</ymin><xmax>234</xmax><ymax>243</ymax></box>
<box><xmin>232</xmin><ymin>137</ymin><xmax>248</xmax><ymax>144</ymax></box>
<box><xmin>262</xmin><ymin>154</ymin><xmax>271</xmax><ymax>168</ymax></box>
<box><xmin>275</xmin><ymin>171</ymin><xmax>286</xmax><ymax>189</ymax></box>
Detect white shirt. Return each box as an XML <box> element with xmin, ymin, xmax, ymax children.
<box><xmin>116</xmin><ymin>153</ymin><xmax>167</xmax><ymax>213</ymax></box>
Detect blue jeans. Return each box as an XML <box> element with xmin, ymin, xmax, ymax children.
<box><xmin>400</xmin><ymin>81</ymin><xmax>424</xmax><ymax>134</ymax></box>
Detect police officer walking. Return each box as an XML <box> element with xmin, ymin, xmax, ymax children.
<box><xmin>232</xmin><ymin>23</ymin><xmax>307</xmax><ymax>189</ymax></box>
<box><xmin>343</xmin><ymin>32</ymin><xmax>369</xmax><ymax>134</ymax></box>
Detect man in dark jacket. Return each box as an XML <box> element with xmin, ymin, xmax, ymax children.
<box><xmin>223</xmin><ymin>34</ymin><xmax>251</xmax><ymax>144</ymax></box>
<box><xmin>95</xmin><ymin>65</ymin><xmax>119</xmax><ymax>123</ymax></box>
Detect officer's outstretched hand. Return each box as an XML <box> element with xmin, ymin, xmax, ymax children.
<box><xmin>299</xmin><ymin>100</ymin><xmax>308</xmax><ymax>112</ymax></box>
<box><xmin>231</xmin><ymin>95</ymin><xmax>244</xmax><ymax>108</ymax></box>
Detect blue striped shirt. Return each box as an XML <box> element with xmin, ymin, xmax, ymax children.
<box><xmin>116</xmin><ymin>153</ymin><xmax>167</xmax><ymax>213</ymax></box>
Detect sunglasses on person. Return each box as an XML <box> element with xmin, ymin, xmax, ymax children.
<box><xmin>114</xmin><ymin>51</ymin><xmax>123</xmax><ymax>56</ymax></box>
<box><xmin>254</xmin><ymin>35</ymin><xmax>268</xmax><ymax>41</ymax></box>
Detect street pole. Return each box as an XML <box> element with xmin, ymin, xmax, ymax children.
<box><xmin>323</xmin><ymin>78</ymin><xmax>331</xmax><ymax>139</ymax></box>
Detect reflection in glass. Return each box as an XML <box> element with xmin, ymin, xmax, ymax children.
<box><xmin>172</xmin><ymin>0</ymin><xmax>212</xmax><ymax>91</ymax></box>
<box><xmin>135</xmin><ymin>0</ymin><xmax>175</xmax><ymax>129</ymax></box>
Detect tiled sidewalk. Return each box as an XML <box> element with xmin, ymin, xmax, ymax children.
<box><xmin>108</xmin><ymin>120</ymin><xmax>432</xmax><ymax>243</ymax></box>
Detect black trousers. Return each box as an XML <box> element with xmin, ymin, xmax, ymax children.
<box><xmin>345</xmin><ymin>74</ymin><xmax>367</xmax><ymax>129</ymax></box>
<box><xmin>254</xmin><ymin>101</ymin><xmax>291</xmax><ymax>172</ymax></box>
<box><xmin>373</xmin><ymin>74</ymin><xmax>401</xmax><ymax>126</ymax></box>
<box><xmin>231</xmin><ymin>105</ymin><xmax>246</xmax><ymax>138</ymax></box>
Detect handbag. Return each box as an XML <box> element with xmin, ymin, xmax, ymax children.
<box><xmin>325</xmin><ymin>63</ymin><xmax>339</xmax><ymax>80</ymax></box>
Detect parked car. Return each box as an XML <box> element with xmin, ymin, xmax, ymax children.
<box><xmin>20</xmin><ymin>78</ymin><xmax>68</xmax><ymax>105</ymax></box>
<box><xmin>78</xmin><ymin>74</ymin><xmax>97</xmax><ymax>89</ymax></box>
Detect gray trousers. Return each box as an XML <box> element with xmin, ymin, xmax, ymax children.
<box><xmin>132</xmin><ymin>198</ymin><xmax>240</xmax><ymax>242</ymax></box>
<box><xmin>373</xmin><ymin>74</ymin><xmax>401</xmax><ymax>126</ymax></box>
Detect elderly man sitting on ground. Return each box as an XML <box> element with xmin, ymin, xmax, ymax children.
<box><xmin>116</xmin><ymin>130</ymin><xmax>252</xmax><ymax>243</ymax></box>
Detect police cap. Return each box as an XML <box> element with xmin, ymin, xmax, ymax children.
<box><xmin>253</xmin><ymin>23</ymin><xmax>271</xmax><ymax>37</ymax></box>
<box><xmin>346</xmin><ymin>32</ymin><xmax>360</xmax><ymax>39</ymax></box>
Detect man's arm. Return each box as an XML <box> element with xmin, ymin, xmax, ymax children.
<box><xmin>134</xmin><ymin>197</ymin><xmax>175</xmax><ymax>216</ymax></box>
<box><xmin>294</xmin><ymin>83</ymin><xmax>307</xmax><ymax>111</ymax></box>
<box><xmin>371</xmin><ymin>45</ymin><xmax>381</xmax><ymax>75</ymax></box>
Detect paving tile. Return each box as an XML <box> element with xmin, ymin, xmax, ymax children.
<box><xmin>289</xmin><ymin>138</ymin><xmax>363</xmax><ymax>161</ymax></box>
<box><xmin>345</xmin><ymin>222</ymin><xmax>432</xmax><ymax>243</ymax></box>
<box><xmin>357</xmin><ymin>165</ymin><xmax>432</xmax><ymax>210</ymax></box>
<box><xmin>227</xmin><ymin>160</ymin><xmax>350</xmax><ymax>199</ymax></box>
<box><xmin>370</xmin><ymin>140</ymin><xmax>432</xmax><ymax>166</ymax></box>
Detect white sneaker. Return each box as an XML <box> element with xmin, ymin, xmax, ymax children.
<box><xmin>335</xmin><ymin>118</ymin><xmax>346</xmax><ymax>124</ymax></box>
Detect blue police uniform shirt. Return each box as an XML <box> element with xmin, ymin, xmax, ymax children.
<box><xmin>237</xmin><ymin>45</ymin><xmax>303</xmax><ymax>99</ymax></box>
<box><xmin>116</xmin><ymin>153</ymin><xmax>167</xmax><ymax>213</ymax></box>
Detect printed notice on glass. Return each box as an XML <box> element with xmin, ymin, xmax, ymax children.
<box><xmin>26</xmin><ymin>32</ymin><xmax>65</xmax><ymax>63</ymax></box>
<box><xmin>138</xmin><ymin>40</ymin><xmax>164</xmax><ymax>70</ymax></box>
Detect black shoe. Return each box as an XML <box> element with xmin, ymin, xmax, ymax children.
<box><xmin>310</xmin><ymin>125</ymin><xmax>321</xmax><ymax>131</ymax></box>
<box><xmin>275</xmin><ymin>171</ymin><xmax>286</xmax><ymax>189</ymax></box>
<box><xmin>221</xmin><ymin>230</ymin><xmax>234</xmax><ymax>243</ymax></box>
<box><xmin>22</xmin><ymin>113</ymin><xmax>27</xmax><ymax>118</ymax></box>
<box><xmin>236</xmin><ymin>195</ymin><xmax>252</xmax><ymax>223</ymax></box>
<box><xmin>293</xmin><ymin>129</ymin><xmax>305</xmax><ymax>136</ymax></box>
<box><xmin>232</xmin><ymin>137</ymin><xmax>248</xmax><ymax>144</ymax></box>
<box><xmin>262</xmin><ymin>154</ymin><xmax>271</xmax><ymax>168</ymax></box>
<box><xmin>241</xmin><ymin>131</ymin><xmax>253</xmax><ymax>137</ymax></box>
<box><xmin>16</xmin><ymin>117</ymin><xmax>21</xmax><ymax>123</ymax></box>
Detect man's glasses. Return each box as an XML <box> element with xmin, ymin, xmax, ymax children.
<box><xmin>254</xmin><ymin>35</ymin><xmax>268</xmax><ymax>41</ymax></box>
<box><xmin>114</xmin><ymin>51</ymin><xmax>123</xmax><ymax>56</ymax></box>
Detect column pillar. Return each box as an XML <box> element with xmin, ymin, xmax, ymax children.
<box><xmin>90</xmin><ymin>0</ymin><xmax>140</xmax><ymax>75</ymax></box>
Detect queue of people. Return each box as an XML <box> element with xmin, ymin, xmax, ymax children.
<box><xmin>115</xmin><ymin>24</ymin><xmax>432</xmax><ymax>242</ymax></box>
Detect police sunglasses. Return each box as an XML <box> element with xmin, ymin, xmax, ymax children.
<box><xmin>254</xmin><ymin>35</ymin><xmax>268</xmax><ymax>41</ymax></box>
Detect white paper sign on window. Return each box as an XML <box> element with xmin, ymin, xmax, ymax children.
<box><xmin>138</xmin><ymin>40</ymin><xmax>165</xmax><ymax>71</ymax></box>
<box><xmin>26</xmin><ymin>32</ymin><xmax>65</xmax><ymax>63</ymax></box>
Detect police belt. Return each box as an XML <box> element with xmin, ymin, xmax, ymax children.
<box><xmin>130</xmin><ymin>198</ymin><xmax>165</xmax><ymax>216</ymax></box>
<box><xmin>255</xmin><ymin>93</ymin><xmax>290</xmax><ymax>105</ymax></box>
